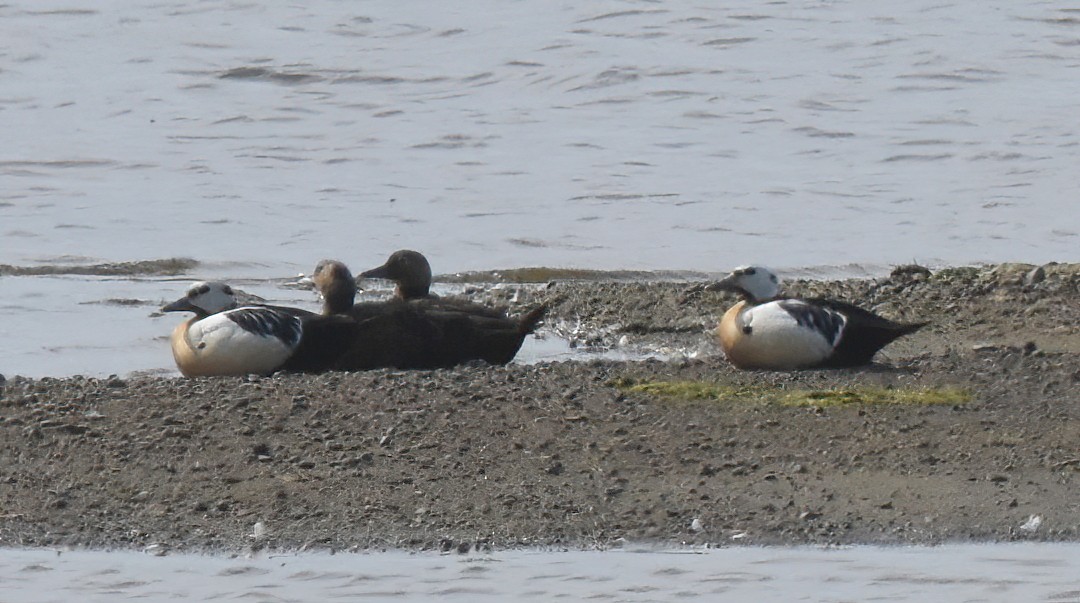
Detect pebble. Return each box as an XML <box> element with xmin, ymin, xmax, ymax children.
<box><xmin>1024</xmin><ymin>266</ymin><xmax>1046</xmax><ymax>286</ymax></box>
<box><xmin>1019</xmin><ymin>515</ymin><xmax>1042</xmax><ymax>533</ymax></box>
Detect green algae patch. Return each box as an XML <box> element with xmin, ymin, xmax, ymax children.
<box><xmin>612</xmin><ymin>378</ymin><xmax>971</xmax><ymax>408</ymax></box>
<box><xmin>778</xmin><ymin>387</ymin><xmax>970</xmax><ymax>407</ymax></box>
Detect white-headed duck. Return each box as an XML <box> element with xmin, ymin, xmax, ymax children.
<box><xmin>162</xmin><ymin>281</ymin><xmax>316</xmax><ymax>377</ymax></box>
<box><xmin>706</xmin><ymin>266</ymin><xmax>927</xmax><ymax>369</ymax></box>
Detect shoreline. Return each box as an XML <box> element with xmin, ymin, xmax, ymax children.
<box><xmin>0</xmin><ymin>263</ymin><xmax>1077</xmax><ymax>553</ymax></box>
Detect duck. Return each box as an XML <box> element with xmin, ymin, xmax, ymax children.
<box><xmin>359</xmin><ymin>249</ymin><xmax>526</xmax><ymax>320</ymax></box>
<box><xmin>359</xmin><ymin>249</ymin><xmax>434</xmax><ymax>301</ymax></box>
<box><xmin>315</xmin><ymin>258</ymin><xmax>547</xmax><ymax>367</ymax></box>
<box><xmin>161</xmin><ymin>281</ymin><xmax>317</xmax><ymax>377</ymax></box>
<box><xmin>163</xmin><ymin>280</ymin><xmax>368</xmax><ymax>377</ymax></box>
<box><xmin>706</xmin><ymin>266</ymin><xmax>927</xmax><ymax>369</ymax></box>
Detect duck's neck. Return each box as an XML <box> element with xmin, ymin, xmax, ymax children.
<box><xmin>322</xmin><ymin>280</ymin><xmax>357</xmax><ymax>315</ymax></box>
<box><xmin>396</xmin><ymin>282</ymin><xmax>429</xmax><ymax>301</ymax></box>
<box><xmin>736</xmin><ymin>288</ymin><xmax>764</xmax><ymax>305</ymax></box>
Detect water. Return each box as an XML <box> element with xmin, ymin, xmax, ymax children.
<box><xmin>3</xmin><ymin>0</ymin><xmax>1078</xmax><ymax>276</ymax></box>
<box><xmin>2</xmin><ymin>544</ymin><xmax>1078</xmax><ymax>602</ymax></box>
<box><xmin>4</xmin><ymin>1</ymin><xmax>1079</xmax><ymax>378</ymax></box>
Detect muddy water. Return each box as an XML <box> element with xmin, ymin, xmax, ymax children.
<box><xmin>2</xmin><ymin>544</ymin><xmax>1078</xmax><ymax>602</ymax></box>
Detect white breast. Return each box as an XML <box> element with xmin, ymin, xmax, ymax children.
<box><xmin>175</xmin><ymin>310</ymin><xmax>298</xmax><ymax>377</ymax></box>
<box><xmin>722</xmin><ymin>301</ymin><xmax>842</xmax><ymax>369</ymax></box>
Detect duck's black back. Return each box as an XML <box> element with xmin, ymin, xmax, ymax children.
<box><xmin>806</xmin><ymin>298</ymin><xmax>928</xmax><ymax>367</ymax></box>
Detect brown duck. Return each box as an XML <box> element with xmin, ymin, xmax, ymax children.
<box><xmin>305</xmin><ymin>259</ymin><xmax>546</xmax><ymax>369</ymax></box>
<box><xmin>360</xmin><ymin>249</ymin><xmax>532</xmax><ymax>320</ymax></box>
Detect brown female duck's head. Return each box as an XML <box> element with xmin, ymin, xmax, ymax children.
<box><xmin>360</xmin><ymin>249</ymin><xmax>433</xmax><ymax>300</ymax></box>
<box><xmin>312</xmin><ymin>259</ymin><xmax>358</xmax><ymax>314</ymax></box>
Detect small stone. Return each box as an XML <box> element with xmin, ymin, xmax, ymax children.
<box><xmin>144</xmin><ymin>544</ymin><xmax>168</xmax><ymax>557</ymax></box>
<box><xmin>1024</xmin><ymin>266</ymin><xmax>1046</xmax><ymax>286</ymax></box>
<box><xmin>890</xmin><ymin>264</ymin><xmax>932</xmax><ymax>281</ymax></box>
<box><xmin>1019</xmin><ymin>515</ymin><xmax>1042</xmax><ymax>533</ymax></box>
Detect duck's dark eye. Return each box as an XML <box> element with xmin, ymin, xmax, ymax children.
<box><xmin>769</xmin><ymin>274</ymin><xmax>777</xmax><ymax>283</ymax></box>
<box><xmin>744</xmin><ymin>267</ymin><xmax>757</xmax><ymax>276</ymax></box>
<box><xmin>197</xmin><ymin>284</ymin><xmax>210</xmax><ymax>295</ymax></box>
<box><xmin>223</xmin><ymin>285</ymin><xmax>234</xmax><ymax>295</ymax></box>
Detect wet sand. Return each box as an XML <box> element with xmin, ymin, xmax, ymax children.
<box><xmin>0</xmin><ymin>263</ymin><xmax>1077</xmax><ymax>553</ymax></box>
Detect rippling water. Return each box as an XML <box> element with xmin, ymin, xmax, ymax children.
<box><xmin>2</xmin><ymin>544</ymin><xmax>1079</xmax><ymax>603</ymax></box>
<box><xmin>3</xmin><ymin>1</ymin><xmax>1079</xmax><ymax>274</ymax></box>
<box><xmin>1</xmin><ymin>1</ymin><xmax>1079</xmax><ymax>373</ymax></box>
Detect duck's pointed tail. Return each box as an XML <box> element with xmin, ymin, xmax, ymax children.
<box><xmin>517</xmin><ymin>304</ymin><xmax>548</xmax><ymax>335</ymax></box>
<box><xmin>894</xmin><ymin>320</ymin><xmax>930</xmax><ymax>337</ymax></box>
<box><xmin>826</xmin><ymin>318</ymin><xmax>929</xmax><ymax>368</ymax></box>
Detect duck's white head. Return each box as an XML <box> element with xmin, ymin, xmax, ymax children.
<box><xmin>707</xmin><ymin>265</ymin><xmax>781</xmax><ymax>301</ymax></box>
<box><xmin>162</xmin><ymin>281</ymin><xmax>239</xmax><ymax>318</ymax></box>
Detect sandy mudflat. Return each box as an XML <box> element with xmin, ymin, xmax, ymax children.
<box><xmin>0</xmin><ymin>263</ymin><xmax>1077</xmax><ymax>553</ymax></box>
